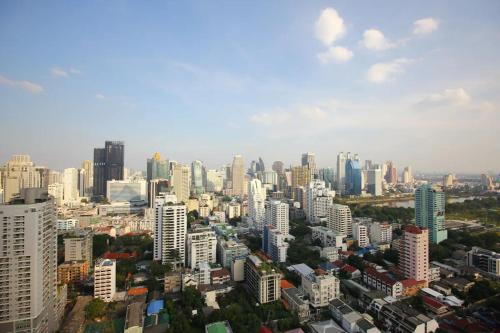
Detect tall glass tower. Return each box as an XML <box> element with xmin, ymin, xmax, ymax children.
<box><xmin>415</xmin><ymin>184</ymin><xmax>448</xmax><ymax>244</ymax></box>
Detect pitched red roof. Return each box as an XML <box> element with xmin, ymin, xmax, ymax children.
<box><xmin>210</xmin><ymin>268</ymin><xmax>230</xmax><ymax>278</ymax></box>
<box><xmin>258</xmin><ymin>326</ymin><xmax>273</xmax><ymax>333</ymax></box>
<box><xmin>364</xmin><ymin>267</ymin><xmax>399</xmax><ymax>286</ymax></box>
<box><xmin>103</xmin><ymin>251</ymin><xmax>137</xmax><ymax>260</ymax></box>
<box><xmin>342</xmin><ymin>264</ymin><xmax>358</xmax><ymax>273</ymax></box>
<box><xmin>422</xmin><ymin>295</ymin><xmax>446</xmax><ymax>309</ymax></box>
<box><xmin>281</xmin><ymin>279</ymin><xmax>295</xmax><ymax>290</ymax></box>
<box><xmin>404</xmin><ymin>225</ymin><xmax>424</xmax><ymax>234</ymax></box>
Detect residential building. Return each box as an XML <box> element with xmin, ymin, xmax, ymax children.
<box><xmin>329</xmin><ymin>298</ymin><xmax>381</xmax><ymax>333</ymax></box>
<box><xmin>291</xmin><ymin>166</ymin><xmax>311</xmax><ymax>189</ymax></box>
<box><xmin>93</xmin><ymin>141</ymin><xmax>124</xmax><ymax>197</ymax></box>
<box><xmin>191</xmin><ymin>160</ymin><xmax>206</xmax><ymax>194</ymax></box>
<box><xmin>367</xmin><ymin>167</ymin><xmax>382</xmax><ymax>196</ymax></box>
<box><xmin>244</xmin><ymin>255</ymin><xmax>282</xmax><ymax>304</ymax></box>
<box><xmin>48</xmin><ymin>183</ymin><xmax>64</xmax><ymax>206</ymax></box>
<box><xmin>305</xmin><ymin>180</ymin><xmax>335</xmax><ymax>224</ymax></box>
<box><xmin>186</xmin><ymin>227</ymin><xmax>217</xmax><ymax>268</ymax></box>
<box><xmin>206</xmin><ymin>169</ymin><xmax>224</xmax><ymax>192</ymax></box>
<box><xmin>281</xmin><ymin>287</ymin><xmax>310</xmax><ymax>322</ymax></box>
<box><xmin>94</xmin><ymin>258</ymin><xmax>116</xmax><ymax>302</ymax></box>
<box><xmin>63</xmin><ymin>168</ymin><xmax>79</xmax><ymax>202</ymax></box>
<box><xmin>443</xmin><ymin>174</ymin><xmax>454</xmax><ymax>188</ymax></box>
<box><xmin>1</xmin><ymin>155</ymin><xmax>43</xmax><ymax>203</ymax></box>
<box><xmin>384</xmin><ymin>161</ymin><xmax>397</xmax><ymax>184</ymax></box>
<box><xmin>402</xmin><ymin>166</ymin><xmax>413</xmax><ymax>184</ymax></box>
<box><xmin>218</xmin><ymin>239</ymin><xmax>249</xmax><ymax>268</ymax></box>
<box><xmin>327</xmin><ymin>204</ymin><xmax>353</xmax><ymax>236</ymax></box>
<box><xmin>301</xmin><ymin>271</ymin><xmax>340</xmax><ymax>308</ymax></box>
<box><xmin>57</xmin><ymin>218</ymin><xmax>78</xmax><ymax>232</ymax></box>
<box><xmin>369</xmin><ymin>222</ymin><xmax>392</xmax><ymax>244</ymax></box>
<box><xmin>318</xmin><ymin>167</ymin><xmax>335</xmax><ymax>190</ymax></box>
<box><xmin>153</xmin><ymin>195</ymin><xmax>187</xmax><ymax>267</ymax></box>
<box><xmin>0</xmin><ymin>188</ymin><xmax>59</xmax><ymax>332</ymax></box>
<box><xmin>248</xmin><ymin>178</ymin><xmax>265</xmax><ymax>231</ymax></box>
<box><xmin>310</xmin><ymin>226</ymin><xmax>346</xmax><ymax>248</ymax></box>
<box><xmin>373</xmin><ymin>300</ymin><xmax>439</xmax><ymax>333</ymax></box>
<box><xmin>352</xmin><ymin>222</ymin><xmax>370</xmax><ymax>248</ymax></box>
<box><xmin>262</xmin><ymin>225</ymin><xmax>289</xmax><ymax>263</ymax></box>
<box><xmin>467</xmin><ymin>247</ymin><xmax>500</xmax><ymax>276</ymax></box>
<box><xmin>64</xmin><ymin>229</ymin><xmax>93</xmax><ymax>265</ymax></box>
<box><xmin>399</xmin><ymin>226</ymin><xmax>429</xmax><ymax>286</ymax></box>
<box><xmin>231</xmin><ymin>155</ymin><xmax>245</xmax><ymax>196</ymax></box>
<box><xmin>265</xmin><ymin>200</ymin><xmax>289</xmax><ymax>236</ymax></box>
<box><xmin>301</xmin><ymin>152</ymin><xmax>317</xmax><ymax>179</ymax></box>
<box><xmin>415</xmin><ymin>184</ymin><xmax>447</xmax><ymax>244</ymax></box>
<box><xmin>57</xmin><ymin>261</ymin><xmax>89</xmax><ymax>284</ymax></box>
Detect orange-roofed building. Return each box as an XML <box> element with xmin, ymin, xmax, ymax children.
<box><xmin>103</xmin><ymin>251</ymin><xmax>138</xmax><ymax>260</ymax></box>
<box><xmin>280</xmin><ymin>279</ymin><xmax>295</xmax><ymax>290</ymax></box>
<box><xmin>401</xmin><ymin>279</ymin><xmax>427</xmax><ymax>296</ymax></box>
<box><xmin>127</xmin><ymin>287</ymin><xmax>148</xmax><ymax>296</ymax></box>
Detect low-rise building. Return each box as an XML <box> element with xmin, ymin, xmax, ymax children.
<box><xmin>467</xmin><ymin>246</ymin><xmax>500</xmax><ymax>276</ymax></box>
<box><xmin>58</xmin><ymin>260</ymin><xmax>89</xmax><ymax>284</ymax></box>
<box><xmin>374</xmin><ymin>300</ymin><xmax>439</xmax><ymax>333</ymax></box>
<box><xmin>329</xmin><ymin>298</ymin><xmax>381</xmax><ymax>333</ymax></box>
<box><xmin>281</xmin><ymin>287</ymin><xmax>310</xmax><ymax>322</ymax></box>
<box><xmin>301</xmin><ymin>271</ymin><xmax>340</xmax><ymax>308</ymax></box>
<box><xmin>310</xmin><ymin>226</ymin><xmax>346</xmax><ymax>249</ymax></box>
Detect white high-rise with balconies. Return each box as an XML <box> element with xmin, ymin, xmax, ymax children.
<box><xmin>265</xmin><ymin>200</ymin><xmax>289</xmax><ymax>236</ymax></box>
<box><xmin>186</xmin><ymin>227</ymin><xmax>217</xmax><ymax>268</ymax></box>
<box><xmin>305</xmin><ymin>180</ymin><xmax>335</xmax><ymax>224</ymax></box>
<box><xmin>352</xmin><ymin>222</ymin><xmax>370</xmax><ymax>248</ymax></box>
<box><xmin>63</xmin><ymin>168</ymin><xmax>79</xmax><ymax>203</ymax></box>
<box><xmin>248</xmin><ymin>178</ymin><xmax>265</xmax><ymax>231</ymax></box>
<box><xmin>153</xmin><ymin>194</ymin><xmax>187</xmax><ymax>267</ymax></box>
<box><xmin>0</xmin><ymin>188</ymin><xmax>58</xmax><ymax>333</ymax></box>
<box><xmin>327</xmin><ymin>204</ymin><xmax>353</xmax><ymax>236</ymax></box>
<box><xmin>94</xmin><ymin>258</ymin><xmax>116</xmax><ymax>302</ymax></box>
<box><xmin>231</xmin><ymin>155</ymin><xmax>245</xmax><ymax>196</ymax></box>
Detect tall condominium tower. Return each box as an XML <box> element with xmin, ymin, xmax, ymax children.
<box><xmin>399</xmin><ymin>226</ymin><xmax>429</xmax><ymax>285</ymax></box>
<box><xmin>305</xmin><ymin>180</ymin><xmax>335</xmax><ymax>224</ymax></box>
<box><xmin>402</xmin><ymin>166</ymin><xmax>413</xmax><ymax>184</ymax></box>
<box><xmin>345</xmin><ymin>158</ymin><xmax>362</xmax><ymax>196</ymax></box>
<box><xmin>231</xmin><ymin>155</ymin><xmax>245</xmax><ymax>196</ymax></box>
<box><xmin>0</xmin><ymin>188</ymin><xmax>58</xmax><ymax>332</ymax></box>
<box><xmin>291</xmin><ymin>165</ymin><xmax>311</xmax><ymax>189</ymax></box>
<box><xmin>327</xmin><ymin>204</ymin><xmax>353</xmax><ymax>236</ymax></box>
<box><xmin>367</xmin><ymin>167</ymin><xmax>382</xmax><ymax>196</ymax></box>
<box><xmin>384</xmin><ymin>161</ymin><xmax>398</xmax><ymax>184</ymax></box>
<box><xmin>171</xmin><ymin>164</ymin><xmax>190</xmax><ymax>204</ymax></box>
<box><xmin>1</xmin><ymin>155</ymin><xmax>42</xmax><ymax>203</ymax></box>
<box><xmin>93</xmin><ymin>141</ymin><xmax>124</xmax><ymax>197</ymax></box>
<box><xmin>186</xmin><ymin>227</ymin><xmax>217</xmax><ymax>269</ymax></box>
<box><xmin>336</xmin><ymin>152</ymin><xmax>347</xmax><ymax>193</ymax></box>
<box><xmin>301</xmin><ymin>152</ymin><xmax>317</xmax><ymax>179</ymax></box>
<box><xmin>153</xmin><ymin>195</ymin><xmax>187</xmax><ymax>267</ymax></box>
<box><xmin>146</xmin><ymin>152</ymin><xmax>169</xmax><ymax>181</ymax></box>
<box><xmin>191</xmin><ymin>160</ymin><xmax>206</xmax><ymax>195</ymax></box>
<box><xmin>248</xmin><ymin>178</ymin><xmax>265</xmax><ymax>231</ymax></box>
<box><xmin>63</xmin><ymin>168</ymin><xmax>79</xmax><ymax>202</ymax></box>
<box><xmin>94</xmin><ymin>259</ymin><xmax>116</xmax><ymax>302</ymax></box>
<box><xmin>415</xmin><ymin>184</ymin><xmax>447</xmax><ymax>244</ymax></box>
<box><xmin>81</xmin><ymin>160</ymin><xmax>93</xmax><ymax>197</ymax></box>
<box><xmin>265</xmin><ymin>200</ymin><xmax>289</xmax><ymax>236</ymax></box>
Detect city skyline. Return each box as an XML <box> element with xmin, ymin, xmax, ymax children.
<box><xmin>1</xmin><ymin>1</ymin><xmax>499</xmax><ymax>173</ymax></box>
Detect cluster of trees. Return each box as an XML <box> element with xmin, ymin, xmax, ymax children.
<box><xmin>85</xmin><ymin>298</ymin><xmax>108</xmax><ymax>320</ymax></box>
<box><xmin>446</xmin><ymin>196</ymin><xmax>500</xmax><ymax>224</ymax></box>
<box><xmin>351</xmin><ymin>205</ymin><xmax>414</xmax><ymax>223</ymax></box>
<box><xmin>165</xmin><ymin>287</ymin><xmax>206</xmax><ymax>333</ymax></box>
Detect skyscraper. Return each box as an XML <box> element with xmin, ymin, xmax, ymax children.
<box><xmin>248</xmin><ymin>178</ymin><xmax>265</xmax><ymax>231</ymax></box>
<box><xmin>191</xmin><ymin>160</ymin><xmax>206</xmax><ymax>194</ymax></box>
<box><xmin>402</xmin><ymin>166</ymin><xmax>413</xmax><ymax>184</ymax></box>
<box><xmin>327</xmin><ymin>204</ymin><xmax>352</xmax><ymax>236</ymax></box>
<box><xmin>336</xmin><ymin>152</ymin><xmax>347</xmax><ymax>193</ymax></box>
<box><xmin>0</xmin><ymin>188</ymin><xmax>59</xmax><ymax>332</ymax></box>
<box><xmin>384</xmin><ymin>161</ymin><xmax>397</xmax><ymax>184</ymax></box>
<box><xmin>345</xmin><ymin>158</ymin><xmax>362</xmax><ymax>196</ymax></box>
<box><xmin>146</xmin><ymin>152</ymin><xmax>169</xmax><ymax>181</ymax></box>
<box><xmin>399</xmin><ymin>226</ymin><xmax>429</xmax><ymax>286</ymax></box>
<box><xmin>318</xmin><ymin>167</ymin><xmax>335</xmax><ymax>189</ymax></box>
<box><xmin>171</xmin><ymin>164</ymin><xmax>190</xmax><ymax>204</ymax></box>
<box><xmin>231</xmin><ymin>155</ymin><xmax>245</xmax><ymax>196</ymax></box>
<box><xmin>415</xmin><ymin>184</ymin><xmax>447</xmax><ymax>244</ymax></box>
<box><xmin>272</xmin><ymin>161</ymin><xmax>284</xmax><ymax>175</ymax></box>
<box><xmin>367</xmin><ymin>167</ymin><xmax>382</xmax><ymax>196</ymax></box>
<box><xmin>63</xmin><ymin>168</ymin><xmax>79</xmax><ymax>202</ymax></box>
<box><xmin>186</xmin><ymin>227</ymin><xmax>217</xmax><ymax>269</ymax></box>
<box><xmin>153</xmin><ymin>194</ymin><xmax>187</xmax><ymax>267</ymax></box>
<box><xmin>291</xmin><ymin>165</ymin><xmax>311</xmax><ymax>189</ymax></box>
<box><xmin>305</xmin><ymin>180</ymin><xmax>335</xmax><ymax>224</ymax></box>
<box><xmin>1</xmin><ymin>155</ymin><xmax>41</xmax><ymax>203</ymax></box>
<box><xmin>265</xmin><ymin>200</ymin><xmax>289</xmax><ymax>236</ymax></box>
<box><xmin>93</xmin><ymin>141</ymin><xmax>124</xmax><ymax>198</ymax></box>
<box><xmin>301</xmin><ymin>152</ymin><xmax>317</xmax><ymax>179</ymax></box>
<box><xmin>81</xmin><ymin>160</ymin><xmax>93</xmax><ymax>197</ymax></box>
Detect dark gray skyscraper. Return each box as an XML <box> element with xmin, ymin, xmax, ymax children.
<box><xmin>93</xmin><ymin>141</ymin><xmax>124</xmax><ymax>198</ymax></box>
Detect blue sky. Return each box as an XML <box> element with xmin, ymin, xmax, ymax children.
<box><xmin>0</xmin><ymin>1</ymin><xmax>499</xmax><ymax>173</ymax></box>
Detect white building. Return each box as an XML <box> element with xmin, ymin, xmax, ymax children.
<box><xmin>48</xmin><ymin>183</ymin><xmax>64</xmax><ymax>206</ymax></box>
<box><xmin>369</xmin><ymin>222</ymin><xmax>393</xmax><ymax>244</ymax></box>
<box><xmin>245</xmin><ymin>255</ymin><xmax>282</xmax><ymax>304</ymax></box>
<box><xmin>305</xmin><ymin>180</ymin><xmax>335</xmax><ymax>224</ymax></box>
<box><xmin>186</xmin><ymin>227</ymin><xmax>217</xmax><ymax>268</ymax></box>
<box><xmin>206</xmin><ymin>169</ymin><xmax>224</xmax><ymax>192</ymax></box>
<box><xmin>263</xmin><ymin>226</ymin><xmax>289</xmax><ymax>263</ymax></box>
<box><xmin>265</xmin><ymin>200</ymin><xmax>289</xmax><ymax>236</ymax></box>
<box><xmin>310</xmin><ymin>226</ymin><xmax>346</xmax><ymax>249</ymax></box>
<box><xmin>327</xmin><ymin>204</ymin><xmax>352</xmax><ymax>236</ymax></box>
<box><xmin>171</xmin><ymin>164</ymin><xmax>191</xmax><ymax>204</ymax></box>
<box><xmin>301</xmin><ymin>271</ymin><xmax>340</xmax><ymax>308</ymax></box>
<box><xmin>0</xmin><ymin>189</ymin><xmax>59</xmax><ymax>332</ymax></box>
<box><xmin>248</xmin><ymin>178</ymin><xmax>266</xmax><ymax>231</ymax></box>
<box><xmin>153</xmin><ymin>194</ymin><xmax>187</xmax><ymax>267</ymax></box>
<box><xmin>352</xmin><ymin>222</ymin><xmax>370</xmax><ymax>248</ymax></box>
<box><xmin>106</xmin><ymin>179</ymin><xmax>147</xmax><ymax>203</ymax></box>
<box><xmin>57</xmin><ymin>218</ymin><xmax>78</xmax><ymax>232</ymax></box>
<box><xmin>94</xmin><ymin>258</ymin><xmax>116</xmax><ymax>302</ymax></box>
<box><xmin>226</xmin><ymin>202</ymin><xmax>241</xmax><ymax>219</ymax></box>
<box><xmin>63</xmin><ymin>168</ymin><xmax>79</xmax><ymax>202</ymax></box>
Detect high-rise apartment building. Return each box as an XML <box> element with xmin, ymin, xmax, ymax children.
<box><xmin>352</xmin><ymin>222</ymin><xmax>370</xmax><ymax>248</ymax></box>
<box><xmin>265</xmin><ymin>200</ymin><xmax>289</xmax><ymax>236</ymax></box>
<box><xmin>367</xmin><ymin>167</ymin><xmax>382</xmax><ymax>196</ymax></box>
<box><xmin>93</xmin><ymin>141</ymin><xmax>125</xmax><ymax>197</ymax></box>
<box><xmin>327</xmin><ymin>204</ymin><xmax>352</xmax><ymax>236</ymax></box>
<box><xmin>63</xmin><ymin>168</ymin><xmax>79</xmax><ymax>202</ymax></box>
<box><xmin>0</xmin><ymin>188</ymin><xmax>58</xmax><ymax>332</ymax></box>
<box><xmin>402</xmin><ymin>166</ymin><xmax>413</xmax><ymax>184</ymax></box>
<box><xmin>415</xmin><ymin>184</ymin><xmax>447</xmax><ymax>244</ymax></box>
<box><xmin>318</xmin><ymin>167</ymin><xmax>335</xmax><ymax>189</ymax></box>
<box><xmin>305</xmin><ymin>180</ymin><xmax>335</xmax><ymax>224</ymax></box>
<box><xmin>369</xmin><ymin>222</ymin><xmax>392</xmax><ymax>244</ymax></box>
<box><xmin>231</xmin><ymin>155</ymin><xmax>245</xmax><ymax>196</ymax></box>
<box><xmin>94</xmin><ymin>258</ymin><xmax>116</xmax><ymax>302</ymax></box>
<box><xmin>262</xmin><ymin>225</ymin><xmax>289</xmax><ymax>263</ymax></box>
<box><xmin>171</xmin><ymin>164</ymin><xmax>190</xmax><ymax>204</ymax></box>
<box><xmin>1</xmin><ymin>155</ymin><xmax>42</xmax><ymax>203</ymax></box>
<box><xmin>384</xmin><ymin>161</ymin><xmax>398</xmax><ymax>184</ymax></box>
<box><xmin>81</xmin><ymin>160</ymin><xmax>93</xmax><ymax>197</ymax></box>
<box><xmin>146</xmin><ymin>152</ymin><xmax>169</xmax><ymax>181</ymax></box>
<box><xmin>64</xmin><ymin>229</ymin><xmax>93</xmax><ymax>265</ymax></box>
<box><xmin>443</xmin><ymin>174</ymin><xmax>454</xmax><ymax>188</ymax></box>
<box><xmin>248</xmin><ymin>178</ymin><xmax>265</xmax><ymax>231</ymax></box>
<box><xmin>206</xmin><ymin>169</ymin><xmax>223</xmax><ymax>192</ymax></box>
<box><xmin>191</xmin><ymin>160</ymin><xmax>206</xmax><ymax>195</ymax></box>
<box><xmin>399</xmin><ymin>226</ymin><xmax>429</xmax><ymax>285</ymax></box>
<box><xmin>244</xmin><ymin>255</ymin><xmax>282</xmax><ymax>304</ymax></box>
<box><xmin>153</xmin><ymin>195</ymin><xmax>187</xmax><ymax>267</ymax></box>
<box><xmin>291</xmin><ymin>166</ymin><xmax>311</xmax><ymax>189</ymax></box>
<box><xmin>186</xmin><ymin>227</ymin><xmax>217</xmax><ymax>269</ymax></box>
<box><xmin>218</xmin><ymin>239</ymin><xmax>249</xmax><ymax>268</ymax></box>
<box><xmin>467</xmin><ymin>247</ymin><xmax>500</xmax><ymax>276</ymax></box>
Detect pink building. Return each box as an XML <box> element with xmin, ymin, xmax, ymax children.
<box><xmin>399</xmin><ymin>226</ymin><xmax>429</xmax><ymax>286</ymax></box>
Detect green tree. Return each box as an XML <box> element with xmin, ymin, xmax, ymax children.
<box><xmin>150</xmin><ymin>261</ymin><xmax>172</xmax><ymax>277</ymax></box>
<box><xmin>346</xmin><ymin>255</ymin><xmax>364</xmax><ymax>271</ymax></box>
<box><xmin>93</xmin><ymin>234</ymin><xmax>113</xmax><ymax>258</ymax></box>
<box><xmin>85</xmin><ymin>298</ymin><xmax>107</xmax><ymax>320</ymax></box>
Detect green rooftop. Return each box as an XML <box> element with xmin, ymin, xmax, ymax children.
<box><xmin>206</xmin><ymin>321</ymin><xmax>231</xmax><ymax>333</ymax></box>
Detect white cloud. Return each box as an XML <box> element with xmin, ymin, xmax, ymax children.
<box><xmin>361</xmin><ymin>29</ymin><xmax>395</xmax><ymax>50</ymax></box>
<box><xmin>413</xmin><ymin>18</ymin><xmax>439</xmax><ymax>35</ymax></box>
<box><xmin>249</xmin><ymin>111</ymin><xmax>290</xmax><ymax>126</ymax></box>
<box><xmin>95</xmin><ymin>94</ymin><xmax>106</xmax><ymax>100</ymax></box>
<box><xmin>419</xmin><ymin>88</ymin><xmax>471</xmax><ymax>107</ymax></box>
<box><xmin>314</xmin><ymin>8</ymin><xmax>346</xmax><ymax>46</ymax></box>
<box><xmin>317</xmin><ymin>46</ymin><xmax>353</xmax><ymax>63</ymax></box>
<box><xmin>51</xmin><ymin>67</ymin><xmax>68</xmax><ymax>77</ymax></box>
<box><xmin>0</xmin><ymin>74</ymin><xmax>43</xmax><ymax>93</ymax></box>
<box><xmin>366</xmin><ymin>58</ymin><xmax>413</xmax><ymax>83</ymax></box>
<box><xmin>298</xmin><ymin>106</ymin><xmax>329</xmax><ymax>120</ymax></box>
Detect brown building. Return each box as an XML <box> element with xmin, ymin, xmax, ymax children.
<box><xmin>58</xmin><ymin>260</ymin><xmax>89</xmax><ymax>284</ymax></box>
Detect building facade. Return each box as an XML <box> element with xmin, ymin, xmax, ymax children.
<box><xmin>415</xmin><ymin>184</ymin><xmax>447</xmax><ymax>244</ymax></box>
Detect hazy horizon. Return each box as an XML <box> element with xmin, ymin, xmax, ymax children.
<box><xmin>1</xmin><ymin>1</ymin><xmax>499</xmax><ymax>173</ymax></box>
